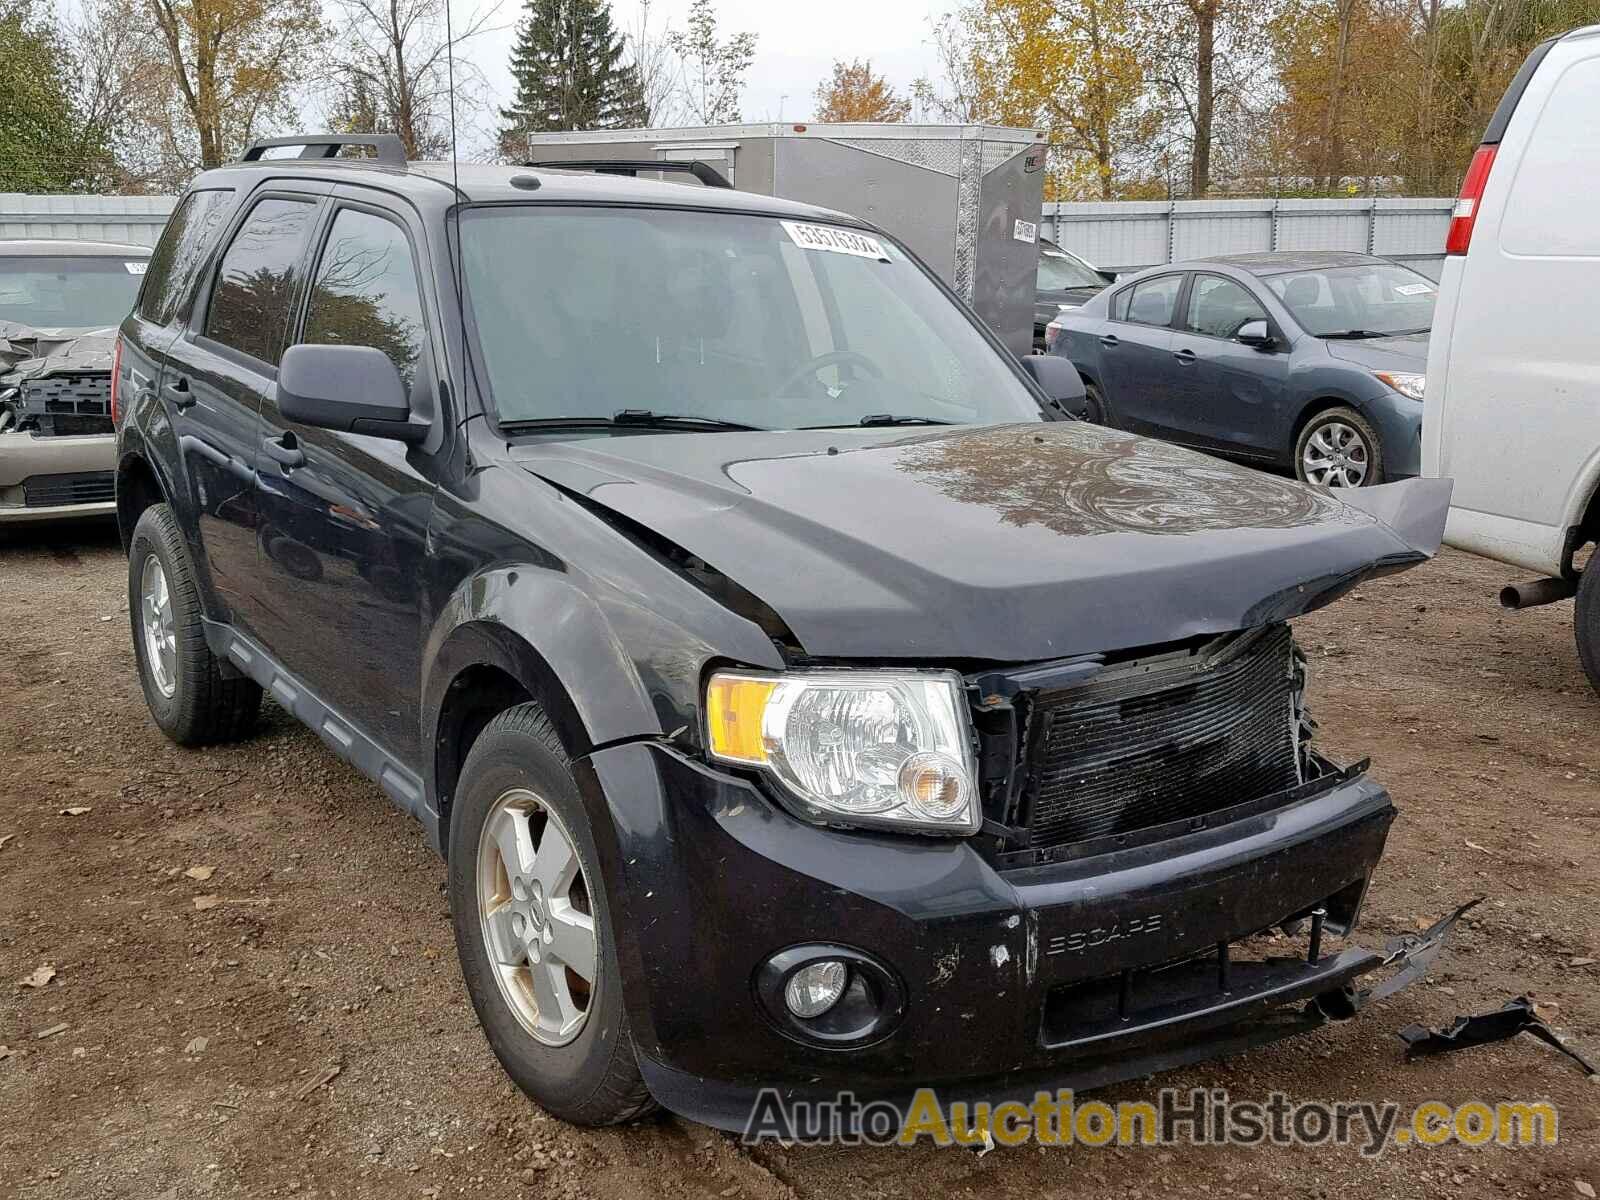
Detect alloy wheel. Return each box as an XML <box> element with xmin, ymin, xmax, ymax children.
<box><xmin>476</xmin><ymin>787</ymin><xmax>597</xmax><ymax>1047</ymax></box>
<box><xmin>1301</xmin><ymin>420</ymin><xmax>1370</xmax><ymax>487</ymax></box>
<box><xmin>139</xmin><ymin>554</ymin><xmax>178</xmax><ymax>698</ymax></box>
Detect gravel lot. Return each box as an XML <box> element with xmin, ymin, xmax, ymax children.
<box><xmin>2</xmin><ymin>522</ymin><xmax>1597</xmax><ymax>1200</ymax></box>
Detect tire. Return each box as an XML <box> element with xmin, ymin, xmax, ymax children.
<box><xmin>1081</xmin><ymin>380</ymin><xmax>1107</xmax><ymax>425</ymax></box>
<box><xmin>1575</xmin><ymin>561</ymin><xmax>1600</xmax><ymax>696</ymax></box>
<box><xmin>448</xmin><ymin>703</ymin><xmax>656</xmax><ymax>1126</ymax></box>
<box><xmin>1294</xmin><ymin>407</ymin><xmax>1385</xmax><ymax>488</ymax></box>
<box><xmin>128</xmin><ymin>503</ymin><xmax>262</xmax><ymax>746</ymax></box>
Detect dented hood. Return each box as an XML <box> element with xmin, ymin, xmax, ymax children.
<box><xmin>511</xmin><ymin>422</ymin><xmax>1451</xmax><ymax>661</ymax></box>
<box><xmin>0</xmin><ymin>320</ymin><xmax>118</xmax><ymax>387</ymax></box>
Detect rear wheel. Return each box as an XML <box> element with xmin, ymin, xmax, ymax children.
<box><xmin>1575</xmin><ymin>561</ymin><xmax>1600</xmax><ymax>695</ymax></box>
<box><xmin>1295</xmin><ymin>407</ymin><xmax>1385</xmax><ymax>488</ymax></box>
<box><xmin>1081</xmin><ymin>380</ymin><xmax>1107</xmax><ymax>425</ymax></box>
<box><xmin>128</xmin><ymin>504</ymin><xmax>261</xmax><ymax>745</ymax></box>
<box><xmin>449</xmin><ymin>703</ymin><xmax>656</xmax><ymax>1126</ymax></box>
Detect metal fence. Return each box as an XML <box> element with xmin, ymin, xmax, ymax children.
<box><xmin>0</xmin><ymin>192</ymin><xmax>1455</xmax><ymax>279</ymax></box>
<box><xmin>1041</xmin><ymin>197</ymin><xmax>1454</xmax><ymax>280</ymax></box>
<box><xmin>0</xmin><ymin>194</ymin><xmax>177</xmax><ymax>248</ymax></box>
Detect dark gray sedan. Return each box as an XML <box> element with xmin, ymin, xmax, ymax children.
<box><xmin>1049</xmin><ymin>251</ymin><xmax>1433</xmax><ymax>486</ymax></box>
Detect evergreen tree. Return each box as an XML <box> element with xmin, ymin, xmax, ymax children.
<box><xmin>500</xmin><ymin>0</ymin><xmax>636</xmax><ymax>146</ymax></box>
<box><xmin>0</xmin><ymin>0</ymin><xmax>102</xmax><ymax>190</ymax></box>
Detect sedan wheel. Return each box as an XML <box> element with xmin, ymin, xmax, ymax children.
<box><xmin>1295</xmin><ymin>408</ymin><xmax>1384</xmax><ymax>488</ymax></box>
<box><xmin>477</xmin><ymin>787</ymin><xmax>597</xmax><ymax>1047</ymax></box>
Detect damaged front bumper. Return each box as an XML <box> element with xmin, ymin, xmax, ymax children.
<box><xmin>576</xmin><ymin>741</ymin><xmax>1466</xmax><ymax>1135</ymax></box>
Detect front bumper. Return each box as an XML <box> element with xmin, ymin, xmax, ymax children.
<box><xmin>577</xmin><ymin>741</ymin><xmax>1444</xmax><ymax>1134</ymax></box>
<box><xmin>0</xmin><ymin>431</ymin><xmax>116</xmax><ymax>522</ymax></box>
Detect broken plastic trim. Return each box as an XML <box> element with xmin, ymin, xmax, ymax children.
<box><xmin>1314</xmin><ymin>896</ymin><xmax>1482</xmax><ymax>1019</ymax></box>
<box><xmin>1399</xmin><ymin>995</ymin><xmax>1599</xmax><ymax>1078</ymax></box>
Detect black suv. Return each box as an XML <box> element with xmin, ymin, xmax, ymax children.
<box><xmin>114</xmin><ymin>134</ymin><xmax>1461</xmax><ymax>1134</ymax></box>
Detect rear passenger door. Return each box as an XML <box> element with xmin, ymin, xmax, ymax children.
<box><xmin>1171</xmin><ymin>273</ymin><xmax>1288</xmax><ymax>458</ymax></box>
<box><xmin>249</xmin><ymin>195</ymin><xmax>440</xmax><ymax>762</ymax></box>
<box><xmin>169</xmin><ymin>187</ymin><xmax>325</xmax><ymax>640</ymax></box>
<box><xmin>1099</xmin><ymin>273</ymin><xmax>1184</xmax><ymax>434</ymax></box>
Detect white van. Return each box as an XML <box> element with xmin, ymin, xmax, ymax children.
<box><xmin>1423</xmin><ymin>24</ymin><xmax>1600</xmax><ymax>690</ymax></box>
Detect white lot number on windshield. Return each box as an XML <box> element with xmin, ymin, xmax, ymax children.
<box><xmin>780</xmin><ymin>221</ymin><xmax>890</xmax><ymax>262</ymax></box>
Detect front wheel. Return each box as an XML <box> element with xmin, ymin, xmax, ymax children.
<box><xmin>448</xmin><ymin>703</ymin><xmax>656</xmax><ymax>1126</ymax></box>
<box><xmin>1575</xmin><ymin>562</ymin><xmax>1600</xmax><ymax>695</ymax></box>
<box><xmin>1295</xmin><ymin>407</ymin><xmax>1385</xmax><ymax>488</ymax></box>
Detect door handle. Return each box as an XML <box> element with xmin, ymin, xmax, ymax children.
<box><xmin>163</xmin><ymin>376</ymin><xmax>195</xmax><ymax>409</ymax></box>
<box><xmin>1099</xmin><ymin>334</ymin><xmax>1120</xmax><ymax>349</ymax></box>
<box><xmin>262</xmin><ymin>435</ymin><xmax>305</xmax><ymax>469</ymax></box>
<box><xmin>1174</xmin><ymin>348</ymin><xmax>1197</xmax><ymax>365</ymax></box>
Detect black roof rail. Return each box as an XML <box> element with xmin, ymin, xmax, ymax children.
<box><xmin>241</xmin><ymin>134</ymin><xmax>408</xmax><ymax>167</ymax></box>
<box><xmin>524</xmin><ymin>158</ymin><xmax>733</xmax><ymax>189</ymax></box>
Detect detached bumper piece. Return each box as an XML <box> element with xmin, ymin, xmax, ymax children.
<box><xmin>1400</xmin><ymin>995</ymin><xmax>1600</xmax><ymax>1079</ymax></box>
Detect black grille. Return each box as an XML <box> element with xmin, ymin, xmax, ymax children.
<box><xmin>20</xmin><ymin>374</ymin><xmax>113</xmax><ymax>436</ymax></box>
<box><xmin>22</xmin><ymin>471</ymin><xmax>116</xmax><ymax>507</ymax></box>
<box><xmin>1023</xmin><ymin>625</ymin><xmax>1301</xmax><ymax>848</ymax></box>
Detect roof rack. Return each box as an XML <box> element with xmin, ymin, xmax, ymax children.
<box><xmin>524</xmin><ymin>159</ymin><xmax>733</xmax><ymax>189</ymax></box>
<box><xmin>240</xmin><ymin>135</ymin><xmax>408</xmax><ymax>167</ymax></box>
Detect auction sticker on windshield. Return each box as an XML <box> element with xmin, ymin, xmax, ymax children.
<box><xmin>781</xmin><ymin>221</ymin><xmax>890</xmax><ymax>261</ymax></box>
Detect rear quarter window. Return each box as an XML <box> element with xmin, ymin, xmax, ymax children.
<box><xmin>1499</xmin><ymin>54</ymin><xmax>1600</xmax><ymax>257</ymax></box>
<box><xmin>137</xmin><ymin>188</ymin><xmax>235</xmax><ymax>324</ymax></box>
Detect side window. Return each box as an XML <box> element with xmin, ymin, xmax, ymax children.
<box><xmin>1109</xmin><ymin>287</ymin><xmax>1131</xmax><ymax>321</ymax></box>
<box><xmin>300</xmin><ymin>209</ymin><xmax>426</xmax><ymax>389</ymax></box>
<box><xmin>1185</xmin><ymin>274</ymin><xmax>1267</xmax><ymax>339</ymax></box>
<box><xmin>1125</xmin><ymin>275</ymin><xmax>1182</xmax><ymax>328</ymax></box>
<box><xmin>204</xmin><ymin>197</ymin><xmax>317</xmax><ymax>366</ymax></box>
<box><xmin>138</xmin><ymin>188</ymin><xmax>235</xmax><ymax>323</ymax></box>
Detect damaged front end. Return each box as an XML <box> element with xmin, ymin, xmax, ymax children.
<box><xmin>0</xmin><ymin>322</ymin><xmax>119</xmax><ymax>519</ymax></box>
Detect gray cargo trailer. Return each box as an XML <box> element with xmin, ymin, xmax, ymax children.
<box><xmin>525</xmin><ymin>123</ymin><xmax>1049</xmax><ymax>356</ymax></box>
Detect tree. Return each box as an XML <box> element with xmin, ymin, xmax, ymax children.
<box><xmin>0</xmin><ymin>0</ymin><xmax>107</xmax><ymax>190</ymax></box>
<box><xmin>500</xmin><ymin>0</ymin><xmax>635</xmax><ymax>143</ymax></box>
<box><xmin>144</xmin><ymin>0</ymin><xmax>327</xmax><ymax>170</ymax></box>
<box><xmin>621</xmin><ymin>0</ymin><xmax>682</xmax><ymax>126</ymax></box>
<box><xmin>669</xmin><ymin>0</ymin><xmax>756</xmax><ymax>124</ymax></box>
<box><xmin>814</xmin><ymin>59</ymin><xmax>912</xmax><ymax>122</ymax></box>
<box><xmin>331</xmin><ymin>0</ymin><xmax>494</xmax><ymax>160</ymax></box>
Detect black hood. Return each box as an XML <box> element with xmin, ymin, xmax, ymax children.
<box><xmin>1320</xmin><ymin>331</ymin><xmax>1429</xmax><ymax>372</ymax></box>
<box><xmin>511</xmin><ymin>423</ymin><xmax>1450</xmax><ymax>662</ymax></box>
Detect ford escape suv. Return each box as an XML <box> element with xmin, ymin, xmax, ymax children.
<box><xmin>115</xmin><ymin>134</ymin><xmax>1460</xmax><ymax>1133</ymax></box>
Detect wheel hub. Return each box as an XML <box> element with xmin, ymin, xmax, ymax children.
<box><xmin>139</xmin><ymin>554</ymin><xmax>178</xmax><ymax>699</ymax></box>
<box><xmin>477</xmin><ymin>788</ymin><xmax>597</xmax><ymax>1047</ymax></box>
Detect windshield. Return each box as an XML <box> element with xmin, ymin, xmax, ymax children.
<box><xmin>458</xmin><ymin>207</ymin><xmax>1045</xmax><ymax>430</ymax></box>
<box><xmin>1036</xmin><ymin>245</ymin><xmax>1103</xmax><ymax>291</ymax></box>
<box><xmin>0</xmin><ymin>256</ymin><xmax>148</xmax><ymax>328</ymax></box>
<box><xmin>1265</xmin><ymin>263</ymin><xmax>1436</xmax><ymax>338</ymax></box>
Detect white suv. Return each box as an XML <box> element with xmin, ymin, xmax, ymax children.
<box><xmin>1423</xmin><ymin>24</ymin><xmax>1600</xmax><ymax>690</ymax></box>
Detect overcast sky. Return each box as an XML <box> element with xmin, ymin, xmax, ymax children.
<box><xmin>459</xmin><ymin>0</ymin><xmax>951</xmax><ymax>131</ymax></box>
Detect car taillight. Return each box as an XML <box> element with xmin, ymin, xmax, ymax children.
<box><xmin>1446</xmin><ymin>144</ymin><xmax>1497</xmax><ymax>256</ymax></box>
<box><xmin>109</xmin><ymin>335</ymin><xmax>123</xmax><ymax>425</ymax></box>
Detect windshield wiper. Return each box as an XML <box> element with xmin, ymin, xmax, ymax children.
<box><xmin>501</xmin><ymin>410</ymin><xmax>765</xmax><ymax>434</ymax></box>
<box><xmin>802</xmin><ymin>414</ymin><xmax>957</xmax><ymax>429</ymax></box>
<box><xmin>1320</xmin><ymin>329</ymin><xmax>1395</xmax><ymax>340</ymax></box>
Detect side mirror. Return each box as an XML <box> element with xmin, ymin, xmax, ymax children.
<box><xmin>1018</xmin><ymin>352</ymin><xmax>1088</xmax><ymax>415</ymax></box>
<box><xmin>1098</xmin><ymin>269</ymin><xmax>1119</xmax><ymax>285</ymax></box>
<box><xmin>1236</xmin><ymin>319</ymin><xmax>1275</xmax><ymax>350</ymax></box>
<box><xmin>278</xmin><ymin>344</ymin><xmax>427</xmax><ymax>444</ymax></box>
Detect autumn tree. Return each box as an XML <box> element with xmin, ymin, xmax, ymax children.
<box><xmin>144</xmin><ymin>0</ymin><xmax>327</xmax><ymax>170</ymax></box>
<box><xmin>669</xmin><ymin>0</ymin><xmax>756</xmax><ymax>124</ymax></box>
<box><xmin>621</xmin><ymin>0</ymin><xmax>681</xmax><ymax>126</ymax></box>
<box><xmin>330</xmin><ymin>0</ymin><xmax>494</xmax><ymax>160</ymax></box>
<box><xmin>814</xmin><ymin>59</ymin><xmax>911</xmax><ymax>122</ymax></box>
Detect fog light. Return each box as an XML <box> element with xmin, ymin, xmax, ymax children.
<box><xmin>784</xmin><ymin>960</ymin><xmax>848</xmax><ymax>1018</ymax></box>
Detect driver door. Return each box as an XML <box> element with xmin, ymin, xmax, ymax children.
<box><xmin>1174</xmin><ymin>273</ymin><xmax>1289</xmax><ymax>458</ymax></box>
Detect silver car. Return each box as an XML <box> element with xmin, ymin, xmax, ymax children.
<box><xmin>0</xmin><ymin>239</ymin><xmax>151</xmax><ymax>523</ymax></box>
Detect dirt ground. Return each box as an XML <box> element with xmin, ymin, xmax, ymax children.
<box><xmin>2</xmin><ymin>522</ymin><xmax>1597</xmax><ymax>1200</ymax></box>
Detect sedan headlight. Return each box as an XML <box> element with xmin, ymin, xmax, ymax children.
<box><xmin>1375</xmin><ymin>370</ymin><xmax>1425</xmax><ymax>400</ymax></box>
<box><xmin>705</xmin><ymin>669</ymin><xmax>980</xmax><ymax>835</ymax></box>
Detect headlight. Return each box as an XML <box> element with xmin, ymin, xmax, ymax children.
<box><xmin>1374</xmin><ymin>370</ymin><xmax>1425</xmax><ymax>400</ymax></box>
<box><xmin>705</xmin><ymin>669</ymin><xmax>980</xmax><ymax>835</ymax></box>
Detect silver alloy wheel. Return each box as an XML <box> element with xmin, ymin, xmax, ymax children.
<box><xmin>1301</xmin><ymin>420</ymin><xmax>1370</xmax><ymax>488</ymax></box>
<box><xmin>139</xmin><ymin>554</ymin><xmax>178</xmax><ymax>698</ymax></box>
<box><xmin>477</xmin><ymin>787</ymin><xmax>597</xmax><ymax>1047</ymax></box>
